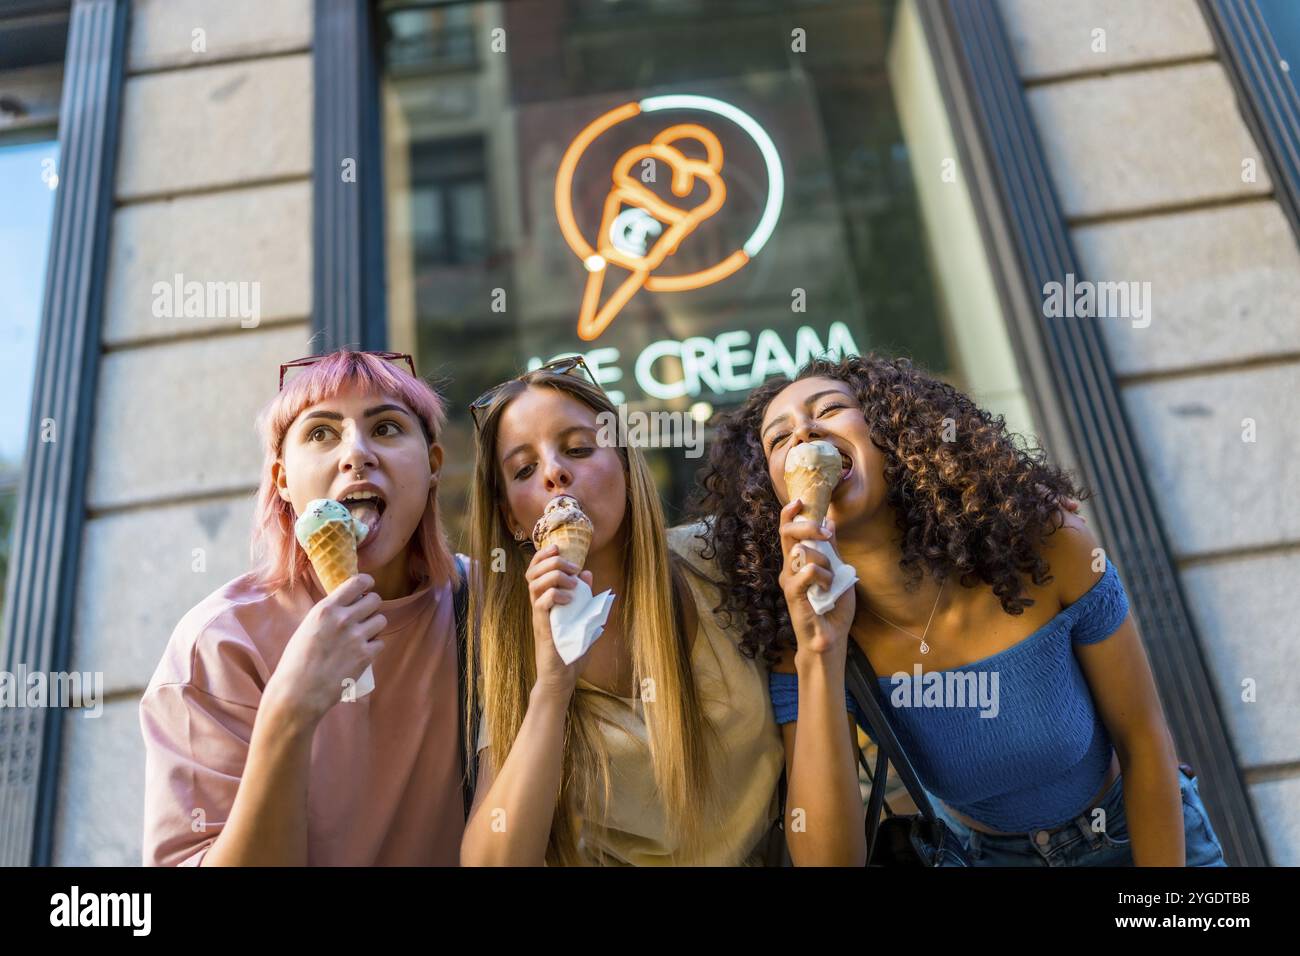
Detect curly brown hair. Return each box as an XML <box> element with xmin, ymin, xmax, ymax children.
<box><xmin>688</xmin><ymin>354</ymin><xmax>1085</xmax><ymax>666</ymax></box>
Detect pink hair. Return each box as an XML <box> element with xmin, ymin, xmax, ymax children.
<box><xmin>249</xmin><ymin>349</ymin><xmax>455</xmax><ymax>596</ymax></box>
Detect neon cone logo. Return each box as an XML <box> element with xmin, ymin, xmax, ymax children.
<box><xmin>556</xmin><ymin>95</ymin><xmax>784</xmax><ymax>341</ymax></box>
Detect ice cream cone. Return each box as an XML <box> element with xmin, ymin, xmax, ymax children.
<box><xmin>294</xmin><ymin>498</ymin><xmax>369</xmax><ymax>593</ymax></box>
<box><xmin>785</xmin><ymin>440</ymin><xmax>843</xmax><ymax>524</ymax></box>
<box><xmin>292</xmin><ymin>498</ymin><xmax>375</xmax><ymax>697</ymax></box>
<box><xmin>305</xmin><ymin>519</ymin><xmax>359</xmax><ymax>593</ymax></box>
<box><xmin>543</xmin><ymin>522</ymin><xmax>593</xmax><ymax>567</ymax></box>
<box><xmin>532</xmin><ymin>495</ymin><xmax>595</xmax><ymax>568</ymax></box>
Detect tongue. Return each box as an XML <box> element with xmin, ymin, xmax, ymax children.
<box><xmin>346</xmin><ymin>500</ymin><xmax>381</xmax><ymax>537</ymax></box>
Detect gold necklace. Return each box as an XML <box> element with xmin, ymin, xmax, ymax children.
<box><xmin>863</xmin><ymin>579</ymin><xmax>946</xmax><ymax>655</ymax></box>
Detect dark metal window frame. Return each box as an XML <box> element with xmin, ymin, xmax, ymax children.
<box><xmin>0</xmin><ymin>0</ymin><xmax>128</xmax><ymax>867</ymax></box>
<box><xmin>315</xmin><ymin>0</ymin><xmax>1270</xmax><ymax>865</ymax></box>
<box><xmin>1199</xmin><ymin>0</ymin><xmax>1300</xmax><ymax>243</ymax></box>
<box><xmin>313</xmin><ymin>0</ymin><xmax>389</xmax><ymax>352</ymax></box>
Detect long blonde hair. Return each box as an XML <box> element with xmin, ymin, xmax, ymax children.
<box><xmin>466</xmin><ymin>370</ymin><xmax>716</xmax><ymax>864</ymax></box>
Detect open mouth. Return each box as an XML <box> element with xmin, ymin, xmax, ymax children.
<box><xmin>839</xmin><ymin>452</ymin><xmax>853</xmax><ymax>482</ymax></box>
<box><xmin>340</xmin><ymin>492</ymin><xmax>387</xmax><ymax>545</ymax></box>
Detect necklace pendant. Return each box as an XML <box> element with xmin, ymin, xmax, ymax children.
<box><xmin>920</xmin><ymin>640</ymin><xmax>930</xmax><ymax>654</ymax></box>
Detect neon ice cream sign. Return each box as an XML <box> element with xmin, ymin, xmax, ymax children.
<box><xmin>555</xmin><ymin>94</ymin><xmax>785</xmax><ymax>341</ymax></box>
<box><xmin>529</xmin><ymin>320</ymin><xmax>861</xmax><ymax>406</ymax></box>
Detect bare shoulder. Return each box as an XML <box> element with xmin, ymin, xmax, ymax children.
<box><xmin>1039</xmin><ymin>509</ymin><xmax>1106</xmax><ymax>606</ymax></box>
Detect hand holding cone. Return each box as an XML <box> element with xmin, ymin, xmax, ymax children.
<box><xmin>294</xmin><ymin>498</ymin><xmax>375</xmax><ymax>697</ymax></box>
<box><xmin>783</xmin><ymin>441</ymin><xmax>859</xmax><ymax>606</ymax></box>
<box><xmin>531</xmin><ymin>495</ymin><xmax>612</xmax><ymax>666</ymax></box>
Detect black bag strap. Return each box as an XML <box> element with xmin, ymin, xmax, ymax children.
<box><xmin>843</xmin><ymin>641</ymin><xmax>941</xmax><ymax>831</ymax></box>
<box><xmin>452</xmin><ymin>554</ymin><xmax>475</xmax><ymax>821</ymax></box>
<box><xmin>862</xmin><ymin>740</ymin><xmax>891</xmax><ymax>825</ymax></box>
<box><xmin>766</xmin><ymin>764</ymin><xmax>791</xmax><ymax>866</ymax></box>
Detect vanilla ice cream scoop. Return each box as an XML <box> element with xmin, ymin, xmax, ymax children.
<box><xmin>784</xmin><ymin>440</ymin><xmax>843</xmax><ymax>523</ymax></box>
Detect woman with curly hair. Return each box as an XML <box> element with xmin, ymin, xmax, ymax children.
<box><xmin>691</xmin><ymin>353</ymin><xmax>1226</xmax><ymax>867</ymax></box>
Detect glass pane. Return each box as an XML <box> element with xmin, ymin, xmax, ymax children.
<box><xmin>384</xmin><ymin>4</ymin><xmax>479</xmax><ymax>75</ymax></box>
<box><xmin>412</xmin><ymin>185</ymin><xmax>445</xmax><ymax>260</ymax></box>
<box><xmin>0</xmin><ymin>136</ymin><xmax>59</xmax><ymax>625</ymax></box>
<box><xmin>381</xmin><ymin>0</ymin><xmax>1021</xmax><ymax>541</ymax></box>
<box><xmin>450</xmin><ymin>180</ymin><xmax>489</xmax><ymax>260</ymax></box>
<box><xmin>1257</xmin><ymin>0</ymin><xmax>1300</xmax><ymax>72</ymax></box>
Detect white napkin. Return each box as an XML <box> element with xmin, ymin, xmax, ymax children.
<box><xmin>795</xmin><ymin>519</ymin><xmax>859</xmax><ymax>616</ymax></box>
<box><xmin>341</xmin><ymin>663</ymin><xmax>376</xmax><ymax>701</ymax></box>
<box><xmin>550</xmin><ymin>578</ymin><xmax>616</xmax><ymax>665</ymax></box>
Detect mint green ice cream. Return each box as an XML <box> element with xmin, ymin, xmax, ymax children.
<box><xmin>294</xmin><ymin>498</ymin><xmax>369</xmax><ymax>548</ymax></box>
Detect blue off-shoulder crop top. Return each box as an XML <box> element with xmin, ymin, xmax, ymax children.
<box><xmin>769</xmin><ymin>559</ymin><xmax>1131</xmax><ymax>833</ymax></box>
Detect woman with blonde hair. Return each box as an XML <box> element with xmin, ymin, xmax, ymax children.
<box><xmin>140</xmin><ymin>349</ymin><xmax>470</xmax><ymax>866</ymax></box>
<box><xmin>459</xmin><ymin>358</ymin><xmax>783</xmax><ymax>866</ymax></box>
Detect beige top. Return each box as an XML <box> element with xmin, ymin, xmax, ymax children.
<box><xmin>478</xmin><ymin>523</ymin><xmax>784</xmax><ymax>865</ymax></box>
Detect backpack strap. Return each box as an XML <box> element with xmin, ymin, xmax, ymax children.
<box><xmin>452</xmin><ymin>554</ymin><xmax>476</xmax><ymax>821</ymax></box>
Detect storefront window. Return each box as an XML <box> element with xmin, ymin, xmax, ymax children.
<box><xmin>0</xmin><ymin>136</ymin><xmax>59</xmax><ymax>632</ymax></box>
<box><xmin>0</xmin><ymin>8</ymin><xmax>64</xmax><ymax>633</ymax></box>
<box><xmin>380</xmin><ymin>0</ymin><xmax>1027</xmax><ymax>538</ymax></box>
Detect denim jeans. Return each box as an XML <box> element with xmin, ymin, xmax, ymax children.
<box><xmin>928</xmin><ymin>764</ymin><xmax>1227</xmax><ymax>866</ymax></box>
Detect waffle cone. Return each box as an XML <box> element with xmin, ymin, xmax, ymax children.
<box><xmin>787</xmin><ymin>468</ymin><xmax>835</xmax><ymax>524</ymax></box>
<box><xmin>305</xmin><ymin>519</ymin><xmax>359</xmax><ymax>593</ymax></box>
<box><xmin>540</xmin><ymin>521</ymin><xmax>592</xmax><ymax>568</ymax></box>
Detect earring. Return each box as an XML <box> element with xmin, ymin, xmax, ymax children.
<box><xmin>513</xmin><ymin>528</ymin><xmax>527</xmax><ymax>542</ymax></box>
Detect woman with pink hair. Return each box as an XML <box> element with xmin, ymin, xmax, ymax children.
<box><xmin>139</xmin><ymin>349</ymin><xmax>468</xmax><ymax>866</ymax></box>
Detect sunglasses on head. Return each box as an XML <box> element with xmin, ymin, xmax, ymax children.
<box><xmin>278</xmin><ymin>350</ymin><xmax>416</xmax><ymax>391</ymax></box>
<box><xmin>469</xmin><ymin>355</ymin><xmax>599</xmax><ymax>431</ymax></box>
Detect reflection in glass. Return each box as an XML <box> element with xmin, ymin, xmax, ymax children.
<box><xmin>0</xmin><ymin>136</ymin><xmax>59</xmax><ymax>629</ymax></box>
<box><xmin>381</xmin><ymin>0</ymin><xmax>955</xmax><ymax>541</ymax></box>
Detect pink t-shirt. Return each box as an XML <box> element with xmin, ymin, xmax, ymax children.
<box><xmin>139</xmin><ymin>556</ymin><xmax>466</xmax><ymax>866</ymax></box>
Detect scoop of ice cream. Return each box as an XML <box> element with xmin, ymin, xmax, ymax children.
<box><xmin>294</xmin><ymin>497</ymin><xmax>369</xmax><ymax>548</ymax></box>
<box><xmin>784</xmin><ymin>440</ymin><xmax>843</xmax><ymax>524</ymax></box>
<box><xmin>543</xmin><ymin>495</ymin><xmax>581</xmax><ymax>517</ymax></box>
<box><xmin>784</xmin><ymin>440</ymin><xmax>842</xmax><ymax>482</ymax></box>
<box><xmin>531</xmin><ymin>495</ymin><xmax>592</xmax><ymax>548</ymax></box>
